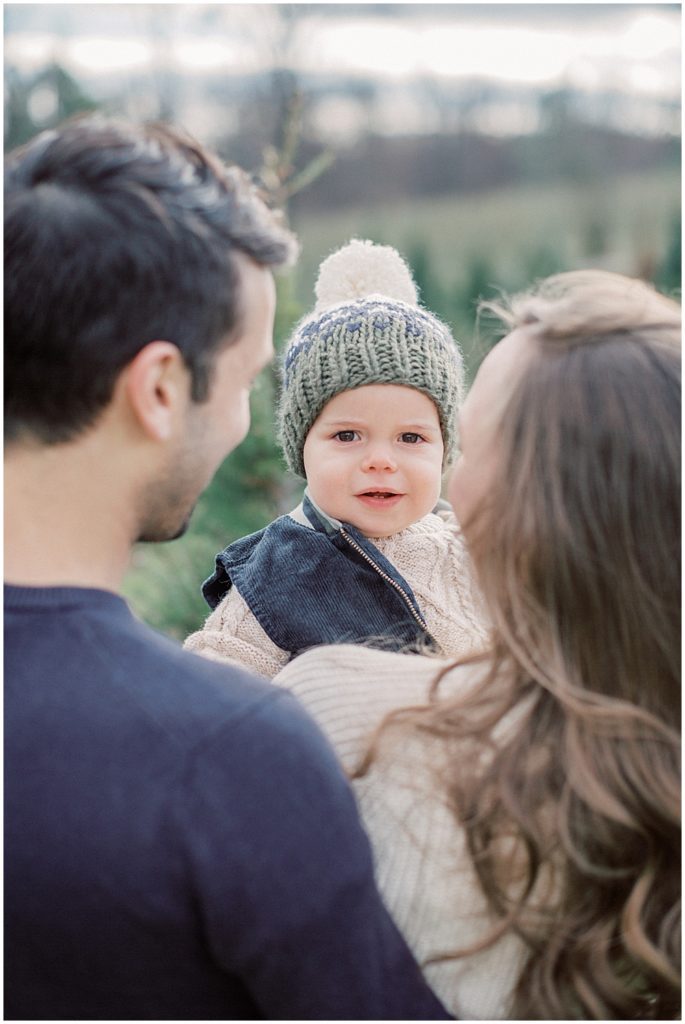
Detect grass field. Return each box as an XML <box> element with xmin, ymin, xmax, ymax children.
<box><xmin>290</xmin><ymin>166</ymin><xmax>680</xmax><ymax>302</ymax></box>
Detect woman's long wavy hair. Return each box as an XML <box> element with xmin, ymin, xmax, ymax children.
<box><xmin>358</xmin><ymin>271</ymin><xmax>681</xmax><ymax>1019</ymax></box>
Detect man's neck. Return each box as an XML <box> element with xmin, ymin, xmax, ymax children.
<box><xmin>5</xmin><ymin>438</ymin><xmax>136</xmax><ymax>592</ymax></box>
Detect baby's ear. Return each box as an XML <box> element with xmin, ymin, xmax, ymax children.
<box><xmin>120</xmin><ymin>341</ymin><xmax>189</xmax><ymax>441</ymax></box>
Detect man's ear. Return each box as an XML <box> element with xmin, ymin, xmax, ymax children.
<box><xmin>122</xmin><ymin>341</ymin><xmax>190</xmax><ymax>441</ymax></box>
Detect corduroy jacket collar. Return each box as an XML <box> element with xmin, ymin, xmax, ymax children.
<box><xmin>202</xmin><ymin>491</ymin><xmax>437</xmax><ymax>659</ymax></box>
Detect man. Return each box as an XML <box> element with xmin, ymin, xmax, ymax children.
<box><xmin>4</xmin><ymin>117</ymin><xmax>450</xmax><ymax>1020</ymax></box>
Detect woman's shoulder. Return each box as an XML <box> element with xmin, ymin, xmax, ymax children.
<box><xmin>274</xmin><ymin>645</ymin><xmax>483</xmax><ymax>770</ymax></box>
<box><xmin>275</xmin><ymin>644</ymin><xmax>481</xmax><ymax>707</ymax></box>
<box><xmin>276</xmin><ymin>644</ymin><xmax>525</xmax><ymax>1018</ymax></box>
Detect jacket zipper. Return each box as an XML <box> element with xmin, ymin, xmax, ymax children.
<box><xmin>339</xmin><ymin>526</ymin><xmax>434</xmax><ymax>640</ymax></box>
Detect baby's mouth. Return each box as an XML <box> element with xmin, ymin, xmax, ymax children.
<box><xmin>356</xmin><ymin>491</ymin><xmax>404</xmax><ymax>508</ymax></box>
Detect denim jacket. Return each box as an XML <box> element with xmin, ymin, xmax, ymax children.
<box><xmin>202</xmin><ymin>493</ymin><xmax>437</xmax><ymax>658</ymax></box>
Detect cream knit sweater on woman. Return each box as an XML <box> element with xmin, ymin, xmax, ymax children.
<box><xmin>184</xmin><ymin>507</ymin><xmax>490</xmax><ymax>678</ymax></box>
<box><xmin>273</xmin><ymin>645</ymin><xmax>528</xmax><ymax>1020</ymax></box>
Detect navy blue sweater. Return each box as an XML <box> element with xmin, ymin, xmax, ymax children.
<box><xmin>4</xmin><ymin>584</ymin><xmax>451</xmax><ymax>1021</ymax></box>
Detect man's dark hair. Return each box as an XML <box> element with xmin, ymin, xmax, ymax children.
<box><xmin>4</xmin><ymin>115</ymin><xmax>298</xmax><ymax>443</ymax></box>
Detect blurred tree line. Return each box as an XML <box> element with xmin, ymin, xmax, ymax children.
<box><xmin>5</xmin><ymin>59</ymin><xmax>680</xmax><ymax>639</ymax></box>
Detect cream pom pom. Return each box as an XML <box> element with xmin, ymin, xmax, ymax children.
<box><xmin>313</xmin><ymin>238</ymin><xmax>418</xmax><ymax>313</ymax></box>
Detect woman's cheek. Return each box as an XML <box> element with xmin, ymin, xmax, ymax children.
<box><xmin>448</xmin><ymin>457</ymin><xmax>469</xmax><ymax>523</ymax></box>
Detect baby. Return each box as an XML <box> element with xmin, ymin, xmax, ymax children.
<box><xmin>185</xmin><ymin>239</ymin><xmax>489</xmax><ymax>677</ymax></box>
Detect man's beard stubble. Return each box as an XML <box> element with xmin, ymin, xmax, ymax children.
<box><xmin>135</xmin><ymin>486</ymin><xmax>197</xmax><ymax>543</ymax></box>
<box><xmin>134</xmin><ymin>428</ymin><xmax>208</xmax><ymax>544</ymax></box>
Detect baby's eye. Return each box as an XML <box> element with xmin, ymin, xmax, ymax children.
<box><xmin>334</xmin><ymin>430</ymin><xmax>359</xmax><ymax>443</ymax></box>
<box><xmin>400</xmin><ymin>432</ymin><xmax>424</xmax><ymax>444</ymax></box>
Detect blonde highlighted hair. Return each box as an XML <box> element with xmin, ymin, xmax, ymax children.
<box><xmin>360</xmin><ymin>271</ymin><xmax>681</xmax><ymax>1019</ymax></box>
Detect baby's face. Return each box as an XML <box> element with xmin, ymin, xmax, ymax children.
<box><xmin>303</xmin><ymin>384</ymin><xmax>444</xmax><ymax>538</ymax></box>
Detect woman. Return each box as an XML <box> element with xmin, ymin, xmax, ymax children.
<box><xmin>275</xmin><ymin>270</ymin><xmax>681</xmax><ymax>1020</ymax></box>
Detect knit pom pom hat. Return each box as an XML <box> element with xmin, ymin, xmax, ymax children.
<box><xmin>278</xmin><ymin>239</ymin><xmax>464</xmax><ymax>478</ymax></box>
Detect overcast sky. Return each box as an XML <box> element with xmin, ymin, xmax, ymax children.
<box><xmin>4</xmin><ymin>3</ymin><xmax>680</xmax><ymax>99</ymax></box>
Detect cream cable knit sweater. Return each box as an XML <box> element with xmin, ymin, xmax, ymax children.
<box><xmin>273</xmin><ymin>645</ymin><xmax>528</xmax><ymax>1020</ymax></box>
<box><xmin>184</xmin><ymin>508</ymin><xmax>490</xmax><ymax>678</ymax></box>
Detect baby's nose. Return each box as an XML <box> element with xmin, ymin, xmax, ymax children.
<box><xmin>361</xmin><ymin>446</ymin><xmax>397</xmax><ymax>472</ymax></box>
